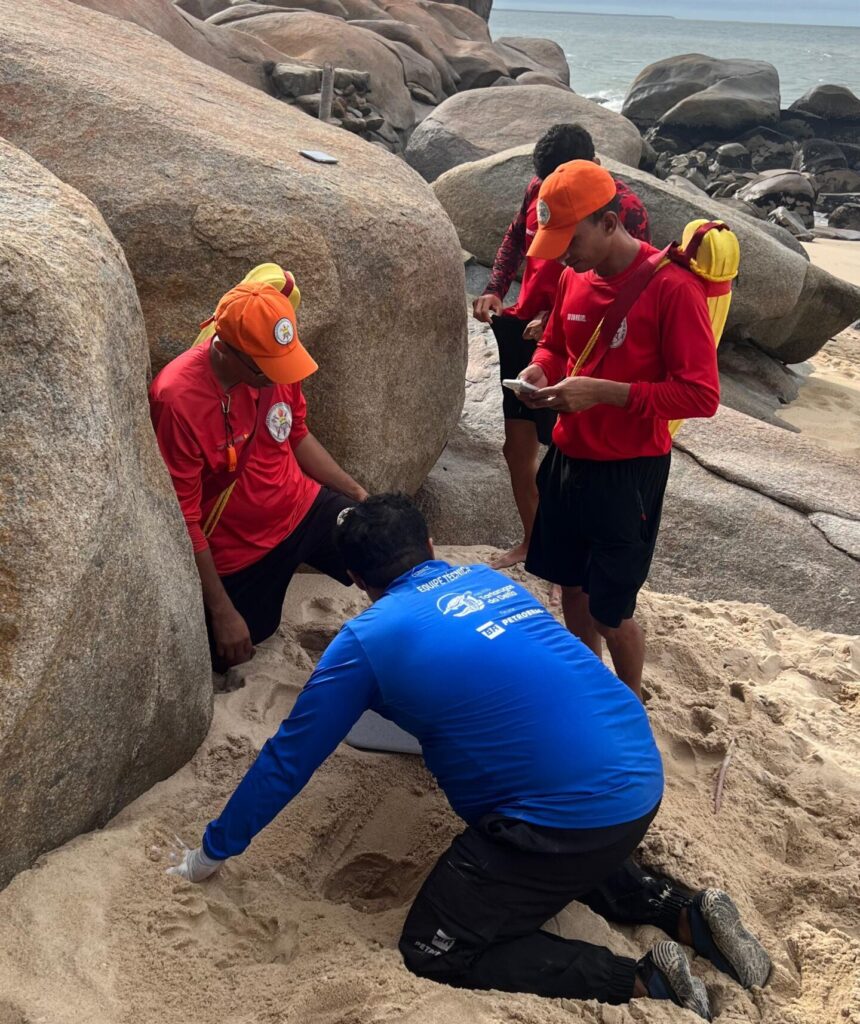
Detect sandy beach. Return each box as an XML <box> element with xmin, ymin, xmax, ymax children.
<box><xmin>774</xmin><ymin>244</ymin><xmax>860</xmax><ymax>454</ymax></box>
<box><xmin>1</xmin><ymin>561</ymin><xmax>858</xmax><ymax>1024</ymax></box>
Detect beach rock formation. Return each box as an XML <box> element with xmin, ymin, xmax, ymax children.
<box><xmin>622</xmin><ymin>54</ymin><xmax>780</xmax><ymax>134</ymax></box>
<box><xmin>735</xmin><ymin>169</ymin><xmax>817</xmax><ymax>227</ymax></box>
<box><xmin>494</xmin><ymin>35</ymin><xmax>570</xmax><ymax>86</ymax></box>
<box><xmin>790</xmin><ymin>83</ymin><xmax>860</xmax><ymax>121</ymax></box>
<box><xmin>0</xmin><ymin>0</ymin><xmax>466</xmax><ymax>494</ymax></box>
<box><xmin>0</xmin><ymin>139</ymin><xmax>212</xmax><ymax>889</ymax></box>
<box><xmin>405</xmin><ymin>85</ymin><xmax>643</xmax><ymax>181</ymax></box>
<box><xmin>69</xmin><ymin>0</ymin><xmax>283</xmax><ymax>93</ymax></box>
<box><xmin>433</xmin><ymin>144</ymin><xmax>860</xmax><ymax>362</ymax></box>
<box><xmin>428</xmin><ymin>0</ymin><xmax>492</xmax><ymax>19</ymax></box>
<box><xmin>226</xmin><ymin>11</ymin><xmax>416</xmax><ymax>136</ymax></box>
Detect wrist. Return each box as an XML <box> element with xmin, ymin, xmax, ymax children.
<box><xmin>592</xmin><ymin>379</ymin><xmax>629</xmax><ymax>407</ymax></box>
<box><xmin>209</xmin><ymin>598</ymin><xmax>236</xmax><ymax>620</ymax></box>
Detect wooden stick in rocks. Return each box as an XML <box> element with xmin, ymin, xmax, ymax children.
<box><xmin>713</xmin><ymin>738</ymin><xmax>737</xmax><ymax>814</ymax></box>
<box><xmin>319</xmin><ymin>63</ymin><xmax>334</xmax><ymax>123</ymax></box>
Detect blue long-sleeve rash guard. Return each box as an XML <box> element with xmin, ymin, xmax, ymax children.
<box><xmin>203</xmin><ymin>561</ymin><xmax>664</xmax><ymax>860</ymax></box>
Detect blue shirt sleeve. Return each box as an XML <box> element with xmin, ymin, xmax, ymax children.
<box><xmin>203</xmin><ymin>626</ymin><xmax>378</xmax><ymax>860</ymax></box>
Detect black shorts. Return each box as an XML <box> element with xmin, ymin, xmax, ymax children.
<box><xmin>208</xmin><ymin>487</ymin><xmax>354</xmax><ymax>665</ymax></box>
<box><xmin>525</xmin><ymin>447</ymin><xmax>670</xmax><ymax>627</ymax></box>
<box><xmin>491</xmin><ymin>314</ymin><xmax>556</xmax><ymax>447</ymax></box>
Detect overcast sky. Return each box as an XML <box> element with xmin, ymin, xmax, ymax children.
<box><xmin>491</xmin><ymin>0</ymin><xmax>860</xmax><ymax>27</ymax></box>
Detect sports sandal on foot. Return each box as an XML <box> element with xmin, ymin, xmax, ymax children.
<box><xmin>638</xmin><ymin>940</ymin><xmax>711</xmax><ymax>1020</ymax></box>
<box><xmin>689</xmin><ymin>889</ymin><xmax>772</xmax><ymax>989</ymax></box>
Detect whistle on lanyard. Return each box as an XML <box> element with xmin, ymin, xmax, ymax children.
<box><xmin>221</xmin><ymin>397</ymin><xmax>238</xmax><ymax>473</ymax></box>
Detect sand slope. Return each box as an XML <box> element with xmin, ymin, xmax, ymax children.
<box><xmin>1</xmin><ymin>556</ymin><xmax>858</xmax><ymax>1024</ymax></box>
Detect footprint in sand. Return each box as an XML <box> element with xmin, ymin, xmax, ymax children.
<box><xmin>157</xmin><ymin>889</ymin><xmax>296</xmax><ymax>967</ymax></box>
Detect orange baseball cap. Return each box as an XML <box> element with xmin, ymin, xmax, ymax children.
<box><xmin>214</xmin><ymin>282</ymin><xmax>318</xmax><ymax>385</ymax></box>
<box><xmin>527</xmin><ymin>160</ymin><xmax>618</xmax><ymax>261</ymax></box>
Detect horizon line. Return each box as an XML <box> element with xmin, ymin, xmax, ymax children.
<box><xmin>491</xmin><ymin>7</ymin><xmax>860</xmax><ymax>30</ymax></box>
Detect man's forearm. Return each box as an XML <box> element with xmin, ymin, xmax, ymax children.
<box><xmin>590</xmin><ymin>379</ymin><xmax>631</xmax><ymax>407</ymax></box>
<box><xmin>194</xmin><ymin>546</ymin><xmax>234</xmax><ymax>615</ymax></box>
<box><xmin>293</xmin><ymin>432</ymin><xmax>366</xmax><ymax>500</ymax></box>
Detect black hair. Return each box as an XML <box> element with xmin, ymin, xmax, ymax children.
<box><xmin>533</xmin><ymin>123</ymin><xmax>596</xmax><ymax>179</ymax></box>
<box><xmin>334</xmin><ymin>493</ymin><xmax>431</xmax><ymax>589</ymax></box>
<box><xmin>588</xmin><ymin>193</ymin><xmax>621</xmax><ymax>223</ymax></box>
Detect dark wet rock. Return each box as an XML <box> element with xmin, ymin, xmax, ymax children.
<box><xmin>736</xmin><ymin>169</ymin><xmax>817</xmax><ymax>227</ymax></box>
<box><xmin>622</xmin><ymin>54</ymin><xmax>780</xmax><ymax>134</ymax></box>
<box><xmin>829</xmin><ymin>203</ymin><xmax>860</xmax><ymax>231</ymax></box>
<box><xmin>790</xmin><ymin>84</ymin><xmax>860</xmax><ymax>121</ymax></box>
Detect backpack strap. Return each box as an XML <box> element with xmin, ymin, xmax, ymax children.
<box><xmin>572</xmin><ymin>244</ymin><xmax>672</xmax><ymax>378</ymax></box>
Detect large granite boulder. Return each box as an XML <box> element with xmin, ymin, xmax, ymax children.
<box><xmin>790</xmin><ymin>84</ymin><xmax>860</xmax><ymax>121</ymax></box>
<box><xmin>427</xmin><ymin>0</ymin><xmax>492</xmax><ymax>19</ymax></box>
<box><xmin>227</xmin><ymin>11</ymin><xmax>416</xmax><ymax>134</ymax></box>
<box><xmin>432</xmin><ymin>144</ymin><xmax>860</xmax><ymax>362</ymax></box>
<box><xmin>348</xmin><ymin>18</ymin><xmax>459</xmax><ymax>96</ymax></box>
<box><xmin>493</xmin><ymin>35</ymin><xmax>569</xmax><ymax>86</ymax></box>
<box><xmin>405</xmin><ymin>85</ymin><xmax>642</xmax><ymax>181</ymax></box>
<box><xmin>374</xmin><ymin>0</ymin><xmax>508</xmax><ymax>90</ymax></box>
<box><xmin>0</xmin><ymin>139</ymin><xmax>212</xmax><ymax>889</ymax></box>
<box><xmin>622</xmin><ymin>54</ymin><xmax>780</xmax><ymax>135</ymax></box>
<box><xmin>0</xmin><ymin>0</ymin><xmax>466</xmax><ymax>494</ymax></box>
<box><xmin>69</xmin><ymin>0</ymin><xmax>282</xmax><ymax>93</ymax></box>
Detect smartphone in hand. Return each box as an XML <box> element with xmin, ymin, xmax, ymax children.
<box><xmin>502</xmin><ymin>378</ymin><xmax>539</xmax><ymax>396</ymax></box>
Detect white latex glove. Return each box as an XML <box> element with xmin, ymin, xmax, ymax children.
<box><xmin>166</xmin><ymin>844</ymin><xmax>222</xmax><ymax>882</ymax></box>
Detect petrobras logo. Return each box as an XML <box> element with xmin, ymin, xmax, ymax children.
<box><xmin>476</xmin><ymin>620</ymin><xmax>505</xmax><ymax>640</ymax></box>
<box><xmin>436</xmin><ymin>591</ymin><xmax>485</xmax><ymax>618</ymax></box>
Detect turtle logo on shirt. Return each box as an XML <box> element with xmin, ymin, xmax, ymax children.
<box><xmin>610</xmin><ymin>317</ymin><xmax>628</xmax><ymax>349</ymax></box>
<box><xmin>266</xmin><ymin>401</ymin><xmax>293</xmax><ymax>442</ymax></box>
<box><xmin>437</xmin><ymin>591</ymin><xmax>485</xmax><ymax>618</ymax></box>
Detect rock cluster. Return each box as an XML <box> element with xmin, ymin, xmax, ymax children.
<box><xmin>625</xmin><ymin>57</ymin><xmax>860</xmax><ymax>238</ymax></box>
<box><xmin>169</xmin><ymin>0</ymin><xmax>570</xmax><ymax>151</ymax></box>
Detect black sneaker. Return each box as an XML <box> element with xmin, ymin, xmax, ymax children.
<box><xmin>689</xmin><ymin>889</ymin><xmax>772</xmax><ymax>989</ymax></box>
<box><xmin>638</xmin><ymin>940</ymin><xmax>711</xmax><ymax>1020</ymax></box>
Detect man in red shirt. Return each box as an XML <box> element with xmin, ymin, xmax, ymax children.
<box><xmin>472</xmin><ymin>124</ymin><xmax>650</xmax><ymax>569</ymax></box>
<box><xmin>519</xmin><ymin>161</ymin><xmax>719</xmax><ymax>698</ymax></box>
<box><xmin>150</xmin><ymin>281</ymin><xmax>367</xmax><ymax>671</ymax></box>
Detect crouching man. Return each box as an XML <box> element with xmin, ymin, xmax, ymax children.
<box><xmin>169</xmin><ymin>495</ymin><xmax>770</xmax><ymax>1019</ymax></box>
<box><xmin>149</xmin><ymin>280</ymin><xmax>367</xmax><ymax>670</ymax></box>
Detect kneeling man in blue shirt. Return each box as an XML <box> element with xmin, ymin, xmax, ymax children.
<box><xmin>172</xmin><ymin>495</ymin><xmax>770</xmax><ymax>1019</ymax></box>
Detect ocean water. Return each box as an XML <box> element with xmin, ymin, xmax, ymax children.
<box><xmin>488</xmin><ymin>10</ymin><xmax>860</xmax><ymax>111</ymax></box>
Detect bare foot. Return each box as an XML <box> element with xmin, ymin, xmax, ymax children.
<box><xmin>490</xmin><ymin>542</ymin><xmax>529</xmax><ymax>569</ymax></box>
<box><xmin>548</xmin><ymin>583</ymin><xmax>562</xmax><ymax>608</ymax></box>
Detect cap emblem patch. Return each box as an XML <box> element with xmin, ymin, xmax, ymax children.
<box><xmin>274</xmin><ymin>317</ymin><xmax>294</xmax><ymax>346</ymax></box>
<box><xmin>537</xmin><ymin>199</ymin><xmax>551</xmax><ymax>227</ymax></box>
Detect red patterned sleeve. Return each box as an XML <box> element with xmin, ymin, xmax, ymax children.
<box><xmin>615</xmin><ymin>179</ymin><xmax>651</xmax><ymax>243</ymax></box>
<box><xmin>484</xmin><ymin>177</ymin><xmax>541</xmax><ymax>299</ymax></box>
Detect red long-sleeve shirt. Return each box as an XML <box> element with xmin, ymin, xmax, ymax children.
<box><xmin>149</xmin><ymin>340</ymin><xmax>320</xmax><ymax>575</ymax></box>
<box><xmin>532</xmin><ymin>243</ymin><xmax>720</xmax><ymax>461</ymax></box>
<box><xmin>486</xmin><ymin>176</ymin><xmax>651</xmax><ymax>322</ymax></box>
